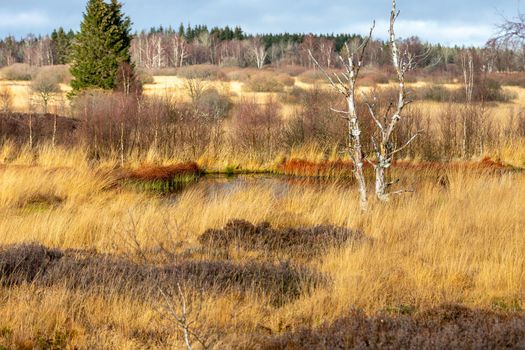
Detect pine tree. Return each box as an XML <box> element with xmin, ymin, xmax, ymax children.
<box><xmin>70</xmin><ymin>0</ymin><xmax>133</xmax><ymax>93</ymax></box>
<box><xmin>51</xmin><ymin>27</ymin><xmax>74</xmax><ymax>64</ymax></box>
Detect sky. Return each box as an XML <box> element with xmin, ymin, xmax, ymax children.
<box><xmin>0</xmin><ymin>0</ymin><xmax>520</xmax><ymax>46</ymax></box>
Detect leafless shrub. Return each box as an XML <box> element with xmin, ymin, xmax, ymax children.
<box><xmin>158</xmin><ymin>284</ymin><xmax>220</xmax><ymax>350</ymax></box>
<box><xmin>358</xmin><ymin>68</ymin><xmax>390</xmax><ymax>86</ymax></box>
<box><xmin>0</xmin><ymin>112</ymin><xmax>79</xmax><ymax>147</ymax></box>
<box><xmin>276</xmin><ymin>65</ymin><xmax>307</xmax><ymax>77</ymax></box>
<box><xmin>518</xmin><ymin>110</ymin><xmax>525</xmax><ymax>138</ymax></box>
<box><xmin>230</xmin><ymin>98</ymin><xmax>283</xmax><ymax>154</ymax></box>
<box><xmin>31</xmin><ymin>66</ymin><xmax>63</xmax><ymax>113</ymax></box>
<box><xmin>195</xmin><ymin>88</ymin><xmax>232</xmax><ymax>120</ymax></box>
<box><xmin>225</xmin><ymin>68</ymin><xmax>254</xmax><ymax>82</ymax></box>
<box><xmin>185</xmin><ymin>76</ymin><xmax>208</xmax><ymax>103</ymax></box>
<box><xmin>286</xmin><ymin>87</ymin><xmax>346</xmax><ymax>148</ymax></box>
<box><xmin>0</xmin><ymin>86</ymin><xmax>13</xmax><ymax>112</ymax></box>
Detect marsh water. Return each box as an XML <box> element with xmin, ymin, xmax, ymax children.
<box><xmin>166</xmin><ymin>174</ymin><xmax>355</xmax><ymax>199</ymax></box>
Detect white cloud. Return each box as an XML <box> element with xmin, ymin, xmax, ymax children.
<box><xmin>350</xmin><ymin>20</ymin><xmax>494</xmax><ymax>46</ymax></box>
<box><xmin>0</xmin><ymin>11</ymin><xmax>50</xmax><ymax>28</ymax></box>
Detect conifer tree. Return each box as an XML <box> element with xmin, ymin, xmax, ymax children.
<box><xmin>70</xmin><ymin>0</ymin><xmax>133</xmax><ymax>93</ymax></box>
<box><xmin>51</xmin><ymin>27</ymin><xmax>75</xmax><ymax>64</ymax></box>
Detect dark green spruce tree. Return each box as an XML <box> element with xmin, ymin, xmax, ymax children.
<box><xmin>70</xmin><ymin>0</ymin><xmax>133</xmax><ymax>93</ymax></box>
<box><xmin>51</xmin><ymin>27</ymin><xmax>75</xmax><ymax>64</ymax></box>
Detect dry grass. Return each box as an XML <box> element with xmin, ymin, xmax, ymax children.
<box><xmin>0</xmin><ymin>68</ymin><xmax>524</xmax><ymax>347</ymax></box>
<box><xmin>0</xmin><ymin>143</ymin><xmax>523</xmax><ymax>347</ymax></box>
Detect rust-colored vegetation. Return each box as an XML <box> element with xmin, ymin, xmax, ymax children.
<box><xmin>120</xmin><ymin>162</ymin><xmax>203</xmax><ymax>192</ymax></box>
<box><xmin>126</xmin><ymin>162</ymin><xmax>202</xmax><ymax>182</ymax></box>
<box><xmin>278</xmin><ymin>157</ymin><xmax>511</xmax><ymax>178</ymax></box>
<box><xmin>277</xmin><ymin>159</ymin><xmax>356</xmax><ymax>178</ymax></box>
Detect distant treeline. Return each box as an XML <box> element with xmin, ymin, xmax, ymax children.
<box><xmin>0</xmin><ymin>24</ymin><xmax>522</xmax><ymax>72</ymax></box>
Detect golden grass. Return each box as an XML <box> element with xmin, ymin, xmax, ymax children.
<box><xmin>0</xmin><ymin>141</ymin><xmax>524</xmax><ymax>347</ymax></box>
<box><xmin>0</xmin><ymin>70</ymin><xmax>524</xmax><ymax>346</ymax></box>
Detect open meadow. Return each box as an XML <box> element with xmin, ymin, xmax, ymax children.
<box><xmin>0</xmin><ymin>66</ymin><xmax>524</xmax><ymax>348</ymax></box>
<box><xmin>1</xmin><ymin>0</ymin><xmax>525</xmax><ymax>348</ymax></box>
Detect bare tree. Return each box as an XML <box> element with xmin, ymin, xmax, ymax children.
<box><xmin>308</xmin><ymin>27</ymin><xmax>374</xmax><ymax>211</ymax></box>
<box><xmin>185</xmin><ymin>76</ymin><xmax>208</xmax><ymax>104</ymax></box>
<box><xmin>491</xmin><ymin>9</ymin><xmax>525</xmax><ymax>48</ymax></box>
<box><xmin>365</xmin><ymin>0</ymin><xmax>421</xmax><ymax>202</ymax></box>
<box><xmin>309</xmin><ymin>0</ymin><xmax>420</xmax><ymax>207</ymax></box>
<box><xmin>460</xmin><ymin>50</ymin><xmax>474</xmax><ymax>158</ymax></box>
<box><xmin>250</xmin><ymin>36</ymin><xmax>268</xmax><ymax>69</ymax></box>
<box><xmin>31</xmin><ymin>69</ymin><xmax>61</xmax><ymax>114</ymax></box>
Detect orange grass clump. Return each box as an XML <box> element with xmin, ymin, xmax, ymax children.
<box><xmin>125</xmin><ymin>162</ymin><xmax>201</xmax><ymax>182</ymax></box>
<box><xmin>278</xmin><ymin>159</ymin><xmax>356</xmax><ymax>178</ymax></box>
<box><xmin>278</xmin><ymin>157</ymin><xmax>511</xmax><ymax>178</ymax></box>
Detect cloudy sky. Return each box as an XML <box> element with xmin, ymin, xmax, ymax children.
<box><xmin>0</xmin><ymin>0</ymin><xmax>520</xmax><ymax>46</ymax></box>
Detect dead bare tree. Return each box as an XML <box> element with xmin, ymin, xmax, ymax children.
<box><xmin>365</xmin><ymin>0</ymin><xmax>421</xmax><ymax>201</ymax></box>
<box><xmin>309</xmin><ymin>0</ymin><xmax>421</xmax><ymax>206</ymax></box>
<box><xmin>250</xmin><ymin>36</ymin><xmax>268</xmax><ymax>69</ymax></box>
<box><xmin>491</xmin><ymin>9</ymin><xmax>525</xmax><ymax>48</ymax></box>
<box><xmin>185</xmin><ymin>76</ymin><xmax>208</xmax><ymax>104</ymax></box>
<box><xmin>308</xmin><ymin>26</ymin><xmax>374</xmax><ymax>210</ymax></box>
<box><xmin>460</xmin><ymin>50</ymin><xmax>474</xmax><ymax>158</ymax></box>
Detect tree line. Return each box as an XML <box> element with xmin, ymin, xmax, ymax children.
<box><xmin>0</xmin><ymin>24</ymin><xmax>523</xmax><ymax>72</ymax></box>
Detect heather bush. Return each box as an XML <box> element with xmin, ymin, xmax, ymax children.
<box><xmin>297</xmin><ymin>70</ymin><xmax>325</xmax><ymax>84</ymax></box>
<box><xmin>276</xmin><ymin>65</ymin><xmax>307</xmax><ymax>77</ymax></box>
<box><xmin>195</xmin><ymin>88</ymin><xmax>232</xmax><ymax>119</ymax></box>
<box><xmin>489</xmin><ymin>72</ymin><xmax>525</xmax><ymax>88</ymax></box>
<box><xmin>257</xmin><ymin>305</ymin><xmax>525</xmax><ymax>349</ymax></box>
<box><xmin>419</xmin><ymin>80</ymin><xmax>514</xmax><ymax>103</ymax></box>
<box><xmin>0</xmin><ymin>244</ymin><xmax>63</xmax><ymax>285</ymax></box>
<box><xmin>243</xmin><ymin>72</ymin><xmax>285</xmax><ymax>92</ymax></box>
<box><xmin>136</xmin><ymin>69</ymin><xmax>155</xmax><ymax>84</ymax></box>
<box><xmin>358</xmin><ymin>69</ymin><xmax>390</xmax><ymax>86</ymax></box>
<box><xmin>177</xmin><ymin>64</ymin><xmax>228</xmax><ymax>81</ymax></box>
<box><xmin>224</xmin><ymin>68</ymin><xmax>259</xmax><ymax>82</ymax></box>
<box><xmin>276</xmin><ymin>73</ymin><xmax>295</xmax><ymax>87</ymax></box>
<box><xmin>0</xmin><ymin>244</ymin><xmax>322</xmax><ymax>305</ymax></box>
<box><xmin>0</xmin><ymin>63</ymin><xmax>38</xmax><ymax>81</ymax></box>
<box><xmin>199</xmin><ymin>219</ymin><xmax>366</xmax><ymax>258</ymax></box>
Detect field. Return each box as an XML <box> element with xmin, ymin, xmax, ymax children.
<box><xmin>1</xmin><ymin>66</ymin><xmax>525</xmax><ymax>349</ymax></box>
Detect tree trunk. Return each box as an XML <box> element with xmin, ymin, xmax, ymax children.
<box><xmin>348</xmin><ymin>97</ymin><xmax>368</xmax><ymax>211</ymax></box>
<box><xmin>29</xmin><ymin>114</ymin><xmax>33</xmax><ymax>149</ymax></box>
<box><xmin>52</xmin><ymin>114</ymin><xmax>57</xmax><ymax>147</ymax></box>
<box><xmin>120</xmin><ymin>122</ymin><xmax>125</xmax><ymax>167</ymax></box>
<box><xmin>374</xmin><ymin>165</ymin><xmax>389</xmax><ymax>202</ymax></box>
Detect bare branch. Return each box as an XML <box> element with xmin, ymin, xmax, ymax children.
<box><xmin>308</xmin><ymin>49</ymin><xmax>348</xmax><ymax>96</ymax></box>
<box><xmin>388</xmin><ymin>129</ymin><xmax>424</xmax><ymax>157</ymax></box>
<box><xmin>366</xmin><ymin>103</ymin><xmax>384</xmax><ymax>131</ymax></box>
<box><xmin>389</xmin><ymin>188</ymin><xmax>415</xmax><ymax>196</ymax></box>
<box><xmin>329</xmin><ymin>107</ymin><xmax>349</xmax><ymax>114</ymax></box>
